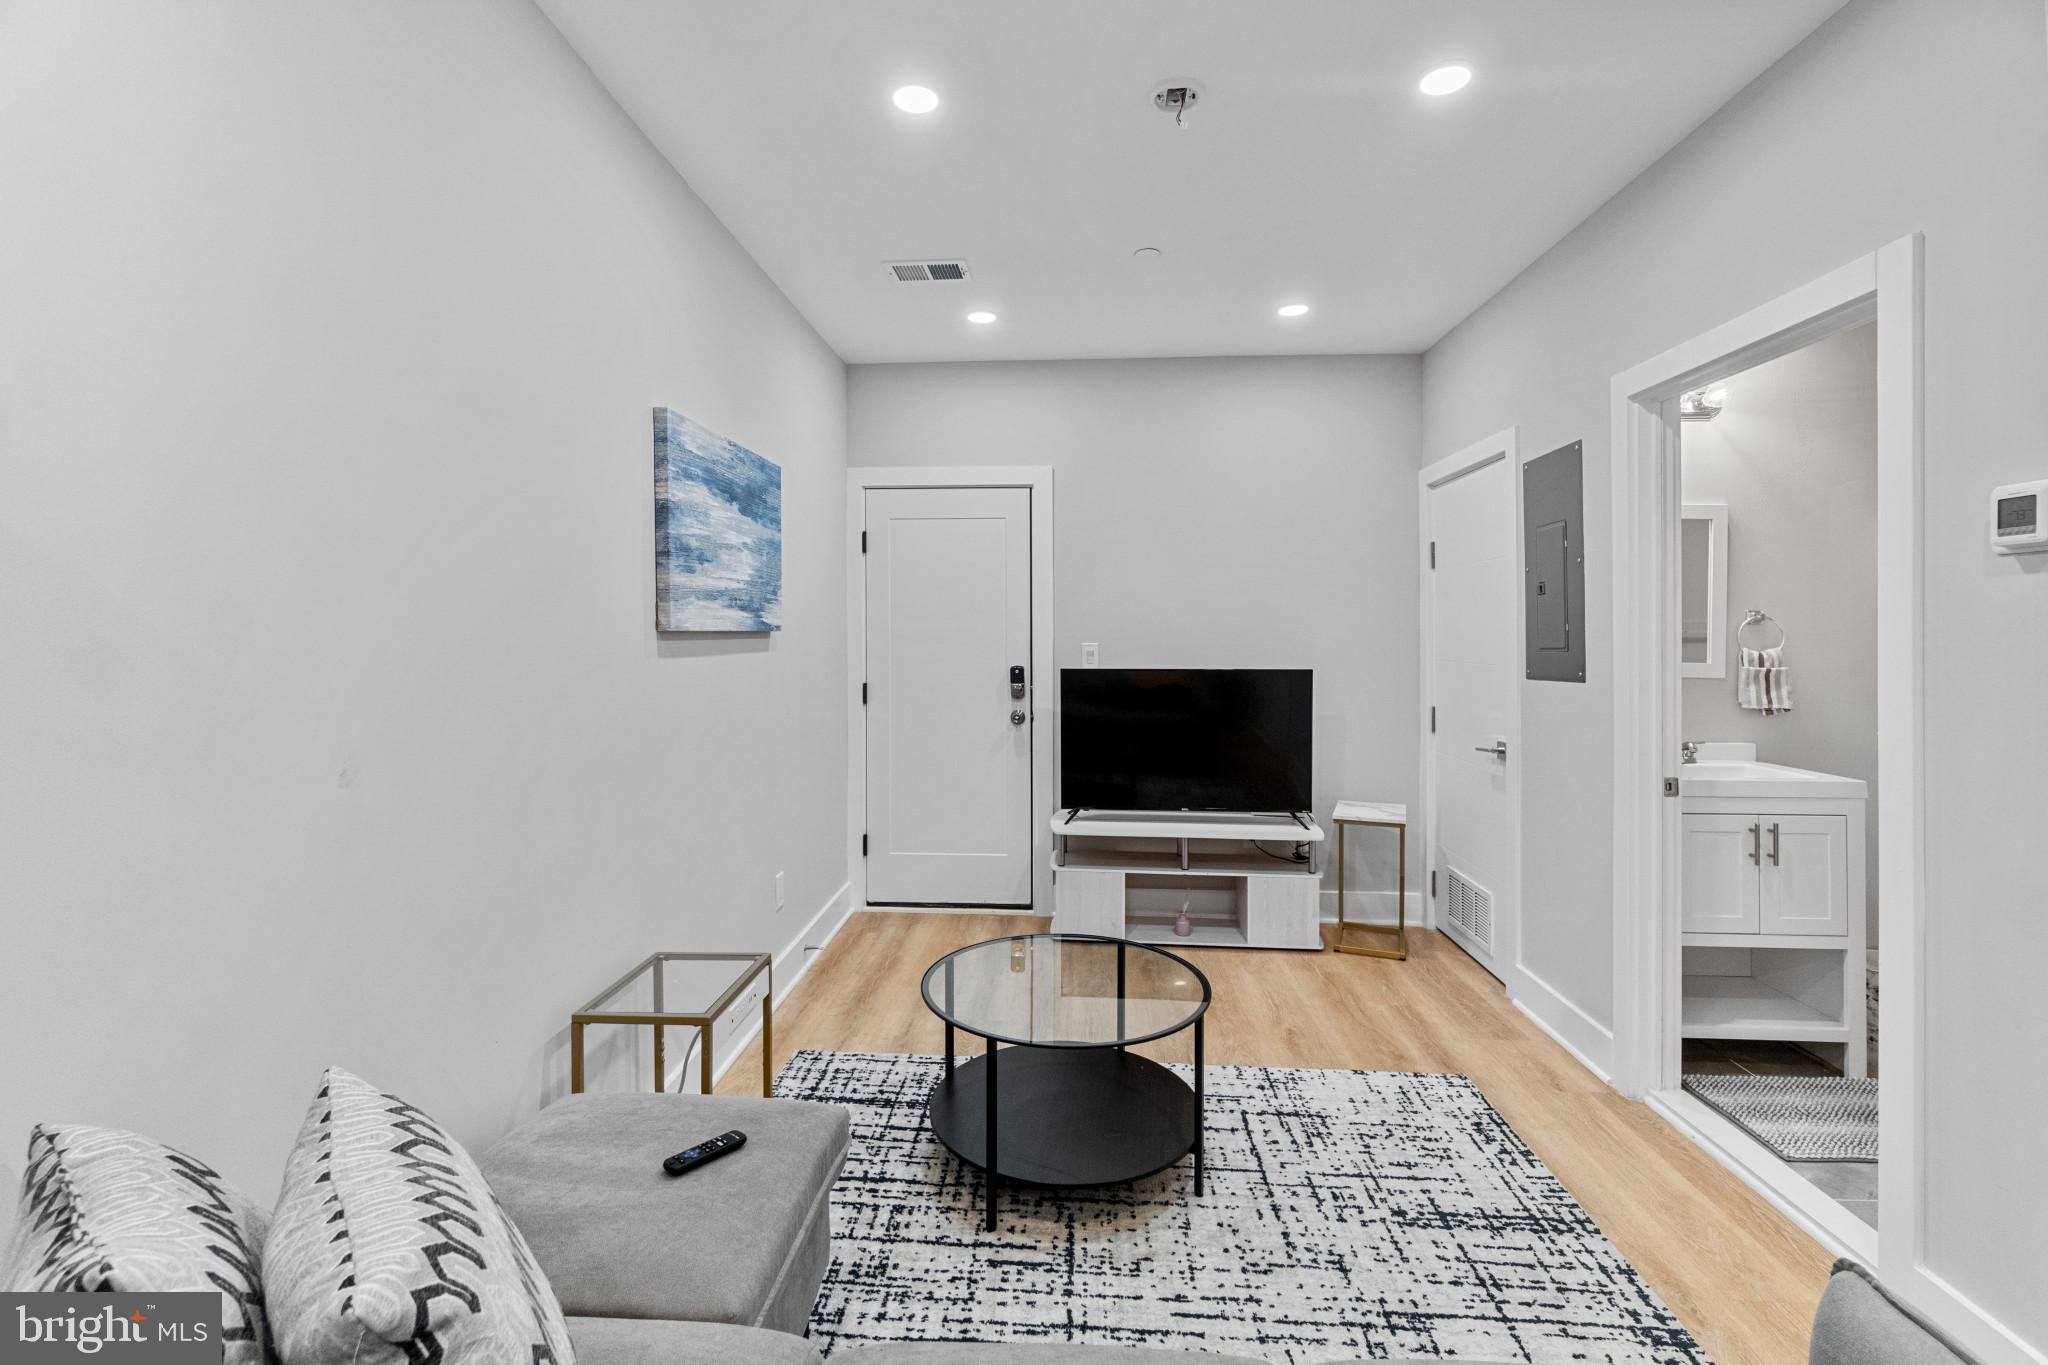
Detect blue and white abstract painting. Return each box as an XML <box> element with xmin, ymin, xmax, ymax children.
<box><xmin>654</xmin><ymin>407</ymin><xmax>783</xmax><ymax>632</ymax></box>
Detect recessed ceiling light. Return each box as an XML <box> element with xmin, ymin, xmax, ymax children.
<box><xmin>1419</xmin><ymin>64</ymin><xmax>1472</xmax><ymax>97</ymax></box>
<box><xmin>1276</xmin><ymin>303</ymin><xmax>1310</xmax><ymax>318</ymax></box>
<box><xmin>1132</xmin><ymin>247</ymin><xmax>1163</xmax><ymax>260</ymax></box>
<box><xmin>892</xmin><ymin>85</ymin><xmax>939</xmax><ymax>114</ymax></box>
<box><xmin>966</xmin><ymin>310</ymin><xmax>998</xmax><ymax>325</ymax></box>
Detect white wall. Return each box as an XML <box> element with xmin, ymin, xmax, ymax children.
<box><xmin>0</xmin><ymin>0</ymin><xmax>847</xmax><ymax>1205</ymax></box>
<box><xmin>1682</xmin><ymin>323</ymin><xmax>1878</xmax><ymax>940</ymax></box>
<box><xmin>848</xmin><ymin>357</ymin><xmax>1423</xmax><ymax>910</ymax></box>
<box><xmin>1422</xmin><ymin>0</ymin><xmax>2047</xmax><ymax>1355</ymax></box>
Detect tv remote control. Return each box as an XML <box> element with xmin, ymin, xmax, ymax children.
<box><xmin>663</xmin><ymin>1130</ymin><xmax>746</xmax><ymax>1176</ymax></box>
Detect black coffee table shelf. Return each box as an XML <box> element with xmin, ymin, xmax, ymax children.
<box><xmin>920</xmin><ymin>933</ymin><xmax>1211</xmax><ymax>1230</ymax></box>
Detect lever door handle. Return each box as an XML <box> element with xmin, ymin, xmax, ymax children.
<box><xmin>1473</xmin><ymin>741</ymin><xmax>1508</xmax><ymax>758</ymax></box>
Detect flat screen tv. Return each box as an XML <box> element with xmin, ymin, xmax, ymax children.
<box><xmin>1060</xmin><ymin>668</ymin><xmax>1312</xmax><ymax>813</ymax></box>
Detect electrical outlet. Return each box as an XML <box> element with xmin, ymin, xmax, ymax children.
<box><xmin>720</xmin><ymin>982</ymin><xmax>769</xmax><ymax>1045</ymax></box>
<box><xmin>774</xmin><ymin>870</ymin><xmax>786</xmax><ymax>911</ymax></box>
<box><xmin>1081</xmin><ymin>642</ymin><xmax>1100</xmax><ymax>667</ymax></box>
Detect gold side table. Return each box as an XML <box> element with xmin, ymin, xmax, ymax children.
<box><xmin>571</xmin><ymin>951</ymin><xmax>773</xmax><ymax>1097</ymax></box>
<box><xmin>1332</xmin><ymin>801</ymin><xmax>1408</xmax><ymax>959</ymax></box>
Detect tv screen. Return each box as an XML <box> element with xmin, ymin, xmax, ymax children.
<box><xmin>1060</xmin><ymin>669</ymin><xmax>1312</xmax><ymax>813</ymax></box>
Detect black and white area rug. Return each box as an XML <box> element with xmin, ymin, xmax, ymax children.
<box><xmin>777</xmin><ymin>1050</ymin><xmax>1707</xmax><ymax>1364</ymax></box>
<box><xmin>1682</xmin><ymin>1074</ymin><xmax>1879</xmax><ymax>1163</ymax></box>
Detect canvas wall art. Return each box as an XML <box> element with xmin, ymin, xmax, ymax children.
<box><xmin>653</xmin><ymin>407</ymin><xmax>783</xmax><ymax>632</ymax></box>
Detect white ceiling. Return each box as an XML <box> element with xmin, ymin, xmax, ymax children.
<box><xmin>538</xmin><ymin>1</ymin><xmax>1847</xmax><ymax>363</ymax></box>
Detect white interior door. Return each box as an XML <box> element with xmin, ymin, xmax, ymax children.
<box><xmin>864</xmin><ymin>486</ymin><xmax>1033</xmax><ymax>906</ymax></box>
<box><xmin>1427</xmin><ymin>453</ymin><xmax>1518</xmax><ymax>980</ymax></box>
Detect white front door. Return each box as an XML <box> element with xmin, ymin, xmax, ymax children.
<box><xmin>1427</xmin><ymin>452</ymin><xmax>1518</xmax><ymax>980</ymax></box>
<box><xmin>864</xmin><ymin>486</ymin><xmax>1033</xmax><ymax>906</ymax></box>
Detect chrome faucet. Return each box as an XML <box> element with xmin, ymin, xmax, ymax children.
<box><xmin>1681</xmin><ymin>740</ymin><xmax>1701</xmax><ymax>764</ymax></box>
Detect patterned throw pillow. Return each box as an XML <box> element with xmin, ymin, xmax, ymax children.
<box><xmin>263</xmin><ymin>1068</ymin><xmax>572</xmax><ymax>1365</ymax></box>
<box><xmin>2</xmin><ymin>1124</ymin><xmax>272</xmax><ymax>1365</ymax></box>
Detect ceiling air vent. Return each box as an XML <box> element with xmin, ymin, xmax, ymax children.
<box><xmin>885</xmin><ymin>259</ymin><xmax>971</xmax><ymax>283</ymax></box>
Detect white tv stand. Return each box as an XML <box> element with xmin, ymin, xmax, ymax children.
<box><xmin>1049</xmin><ymin>810</ymin><xmax>1325</xmax><ymax>950</ymax></box>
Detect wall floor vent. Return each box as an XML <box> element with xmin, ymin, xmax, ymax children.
<box><xmin>1445</xmin><ymin>867</ymin><xmax>1494</xmax><ymax>952</ymax></box>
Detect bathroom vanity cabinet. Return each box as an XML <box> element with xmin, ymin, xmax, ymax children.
<box><xmin>1678</xmin><ymin>745</ymin><xmax>1868</xmax><ymax>1076</ymax></box>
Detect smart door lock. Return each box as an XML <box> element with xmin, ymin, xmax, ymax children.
<box><xmin>1009</xmin><ymin>665</ymin><xmax>1026</xmax><ymax>698</ymax></box>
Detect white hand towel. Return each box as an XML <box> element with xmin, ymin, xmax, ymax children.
<box><xmin>1739</xmin><ymin>646</ymin><xmax>1793</xmax><ymax>715</ymax></box>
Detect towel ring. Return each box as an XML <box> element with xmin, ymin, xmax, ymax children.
<box><xmin>1736</xmin><ymin>609</ymin><xmax>1786</xmax><ymax>652</ymax></box>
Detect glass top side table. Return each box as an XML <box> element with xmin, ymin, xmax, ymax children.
<box><xmin>1332</xmin><ymin>801</ymin><xmax>1408</xmax><ymax>960</ymax></box>
<box><xmin>571</xmin><ymin>952</ymin><xmax>773</xmax><ymax>1097</ymax></box>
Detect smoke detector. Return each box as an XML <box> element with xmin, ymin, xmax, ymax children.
<box><xmin>1152</xmin><ymin>81</ymin><xmax>1202</xmax><ymax>126</ymax></box>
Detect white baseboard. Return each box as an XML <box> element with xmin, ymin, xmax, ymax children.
<box><xmin>1317</xmin><ymin>888</ymin><xmax>1425</xmax><ymax>926</ymax></box>
<box><xmin>1901</xmin><ymin>1264</ymin><xmax>2048</xmax><ymax>1365</ymax></box>
<box><xmin>862</xmin><ymin>903</ymin><xmax>1050</xmax><ymax>917</ymax></box>
<box><xmin>1509</xmin><ymin>964</ymin><xmax>1616</xmax><ymax>1083</ymax></box>
<box><xmin>1647</xmin><ymin>1089</ymin><xmax>1876</xmax><ymax>1262</ymax></box>
<box><xmin>667</xmin><ymin>881</ymin><xmax>854</xmax><ymax>1094</ymax></box>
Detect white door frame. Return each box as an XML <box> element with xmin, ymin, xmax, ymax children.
<box><xmin>1418</xmin><ymin>428</ymin><xmax>1522</xmax><ymax>972</ymax></box>
<box><xmin>846</xmin><ymin>466</ymin><xmax>1055</xmax><ymax>915</ymax></box>
<box><xmin>1607</xmin><ymin>236</ymin><xmax>1994</xmax><ymax>1355</ymax></box>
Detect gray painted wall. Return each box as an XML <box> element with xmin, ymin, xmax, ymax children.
<box><xmin>1422</xmin><ymin>0</ymin><xmax>2047</xmax><ymax>1348</ymax></box>
<box><xmin>1682</xmin><ymin>323</ymin><xmax>1879</xmax><ymax>941</ymax></box>
<box><xmin>0</xmin><ymin>1</ymin><xmax>848</xmax><ymax>1203</ymax></box>
<box><xmin>848</xmin><ymin>356</ymin><xmax>1423</xmax><ymax>908</ymax></box>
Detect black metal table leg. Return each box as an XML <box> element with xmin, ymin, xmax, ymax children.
<box><xmin>945</xmin><ymin>1022</ymin><xmax>955</xmax><ymax>1075</ymax></box>
<box><xmin>1116</xmin><ymin>940</ymin><xmax>1127</xmax><ymax>1049</ymax></box>
<box><xmin>984</xmin><ymin>1036</ymin><xmax>1000</xmax><ymax>1231</ymax></box>
<box><xmin>1193</xmin><ymin>1015</ymin><xmax>1205</xmax><ymax>1197</ymax></box>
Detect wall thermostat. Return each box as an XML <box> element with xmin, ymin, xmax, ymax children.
<box><xmin>1991</xmin><ymin>479</ymin><xmax>2048</xmax><ymax>554</ymax></box>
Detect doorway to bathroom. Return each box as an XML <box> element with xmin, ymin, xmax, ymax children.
<box><xmin>1674</xmin><ymin>321</ymin><xmax>1879</xmax><ymax>1231</ymax></box>
<box><xmin>1607</xmin><ymin>238</ymin><xmax>1922</xmax><ymax>1275</ymax></box>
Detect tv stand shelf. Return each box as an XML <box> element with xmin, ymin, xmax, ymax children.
<box><xmin>1050</xmin><ymin>809</ymin><xmax>1324</xmax><ymax>951</ymax></box>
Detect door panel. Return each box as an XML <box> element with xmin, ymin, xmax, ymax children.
<box><xmin>1759</xmin><ymin>814</ymin><xmax>1849</xmax><ymax>935</ymax></box>
<box><xmin>865</xmin><ymin>486</ymin><xmax>1032</xmax><ymax>906</ymax></box>
<box><xmin>1428</xmin><ymin>454</ymin><xmax>1517</xmax><ymax>980</ymax></box>
<box><xmin>1681</xmin><ymin>813</ymin><xmax>1762</xmax><ymax>934</ymax></box>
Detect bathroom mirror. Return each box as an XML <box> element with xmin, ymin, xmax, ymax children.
<box><xmin>1680</xmin><ymin>503</ymin><xmax>1729</xmax><ymax>677</ymax></box>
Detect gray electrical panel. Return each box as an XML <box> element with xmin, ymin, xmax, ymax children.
<box><xmin>1523</xmin><ymin>440</ymin><xmax>1585</xmax><ymax>682</ymax></box>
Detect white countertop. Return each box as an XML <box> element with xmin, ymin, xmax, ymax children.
<box><xmin>1679</xmin><ymin>758</ymin><xmax>1867</xmax><ymax>800</ymax></box>
<box><xmin>1332</xmin><ymin>800</ymin><xmax>1407</xmax><ymax>825</ymax></box>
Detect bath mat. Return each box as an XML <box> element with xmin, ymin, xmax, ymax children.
<box><xmin>1683</xmin><ymin>1073</ymin><xmax>1878</xmax><ymax>1162</ymax></box>
<box><xmin>779</xmin><ymin>1049</ymin><xmax>1706</xmax><ymax>1364</ymax></box>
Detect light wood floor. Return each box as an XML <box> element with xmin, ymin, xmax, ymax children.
<box><xmin>721</xmin><ymin>912</ymin><xmax>1831</xmax><ymax>1365</ymax></box>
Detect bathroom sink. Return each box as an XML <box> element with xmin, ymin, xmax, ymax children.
<box><xmin>1679</xmin><ymin>756</ymin><xmax>1867</xmax><ymax>800</ymax></box>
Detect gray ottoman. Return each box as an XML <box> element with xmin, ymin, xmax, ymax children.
<box><xmin>480</xmin><ymin>1092</ymin><xmax>849</xmax><ymax>1337</ymax></box>
<box><xmin>832</xmin><ymin>1349</ymin><xmax>1272</xmax><ymax>1364</ymax></box>
<box><xmin>566</xmin><ymin>1316</ymin><xmax>823</xmax><ymax>1365</ymax></box>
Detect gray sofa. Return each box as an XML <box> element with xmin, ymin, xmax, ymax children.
<box><xmin>480</xmin><ymin>1092</ymin><xmax>1971</xmax><ymax>1365</ymax></box>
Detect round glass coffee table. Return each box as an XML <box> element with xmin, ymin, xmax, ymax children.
<box><xmin>921</xmin><ymin>933</ymin><xmax>1211</xmax><ymax>1230</ymax></box>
